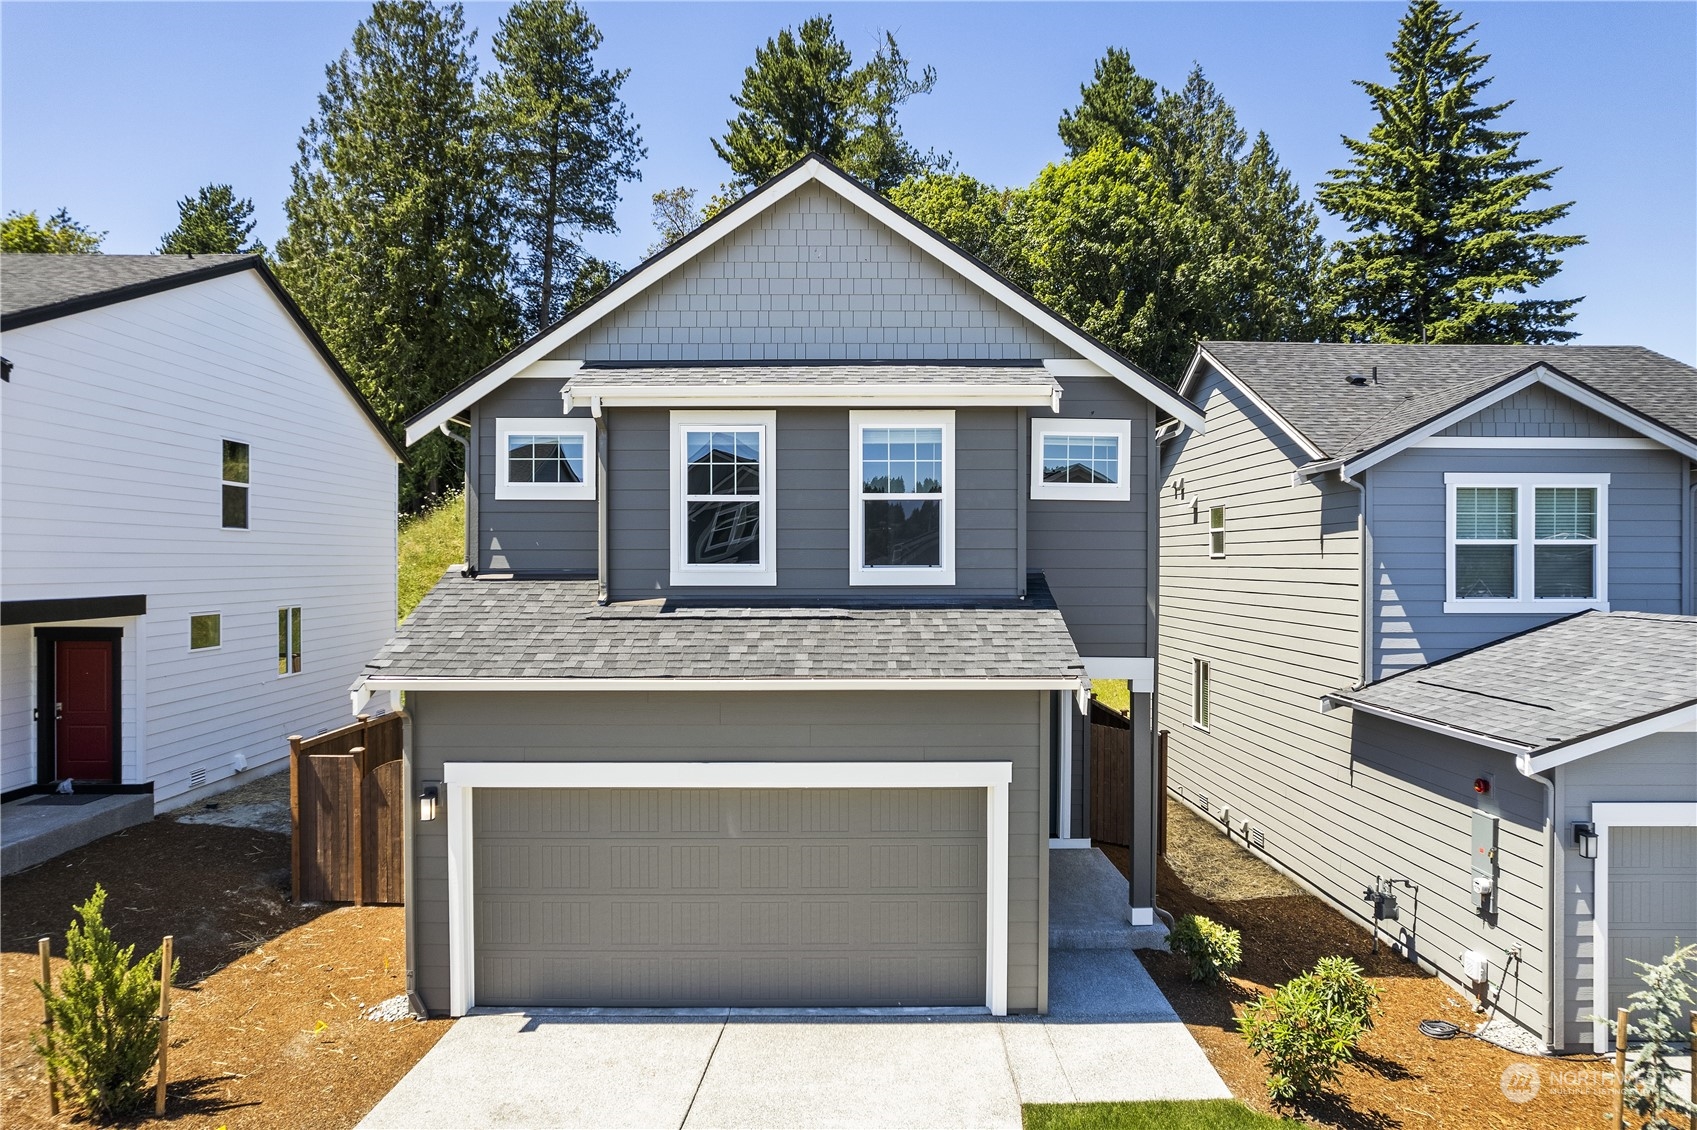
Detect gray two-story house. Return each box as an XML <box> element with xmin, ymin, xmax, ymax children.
<box><xmin>356</xmin><ymin>155</ymin><xmax>1202</xmax><ymax>1017</ymax></box>
<box><xmin>1158</xmin><ymin>342</ymin><xmax>1697</xmax><ymax>1052</ymax></box>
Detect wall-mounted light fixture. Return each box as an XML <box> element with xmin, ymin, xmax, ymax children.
<box><xmin>1573</xmin><ymin>822</ymin><xmax>1598</xmax><ymax>860</ymax></box>
<box><xmin>419</xmin><ymin>785</ymin><xmax>440</xmax><ymax>823</ymax></box>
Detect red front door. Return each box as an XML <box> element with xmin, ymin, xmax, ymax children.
<box><xmin>55</xmin><ymin>640</ymin><xmax>115</xmax><ymax>781</ymax></box>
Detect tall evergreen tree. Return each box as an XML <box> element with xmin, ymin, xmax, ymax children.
<box><xmin>1317</xmin><ymin>0</ymin><xmax>1584</xmax><ymax>343</ymax></box>
<box><xmin>1057</xmin><ymin>47</ymin><xmax>1158</xmax><ymax>158</ymax></box>
<box><xmin>484</xmin><ymin>0</ymin><xmax>643</xmax><ymax>332</ymax></box>
<box><xmin>158</xmin><ymin>184</ymin><xmax>264</xmax><ymax>255</ymax></box>
<box><xmin>1</xmin><ymin>208</ymin><xmax>104</xmax><ymax>253</ymax></box>
<box><xmin>712</xmin><ymin>16</ymin><xmax>938</xmax><ymax>191</ymax></box>
<box><xmin>277</xmin><ymin>0</ymin><xmax>517</xmax><ymax>510</ymax></box>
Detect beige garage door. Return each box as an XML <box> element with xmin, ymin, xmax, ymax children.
<box><xmin>1608</xmin><ymin>826</ymin><xmax>1697</xmax><ymax>1014</ymax></box>
<box><xmin>472</xmin><ymin>787</ymin><xmax>987</xmax><ymax>1008</ymax></box>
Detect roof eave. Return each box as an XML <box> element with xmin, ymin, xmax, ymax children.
<box><xmin>1319</xmin><ymin>693</ymin><xmax>1536</xmax><ymax>755</ymax></box>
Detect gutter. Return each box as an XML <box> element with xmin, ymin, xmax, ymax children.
<box><xmin>1320</xmin><ymin>694</ymin><xmax>1535</xmax><ymax>755</ymax></box>
<box><xmin>595</xmin><ymin>411</ymin><xmax>609</xmax><ymax>606</ymax></box>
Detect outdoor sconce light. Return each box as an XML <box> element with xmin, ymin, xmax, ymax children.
<box><xmin>1573</xmin><ymin>822</ymin><xmax>1598</xmax><ymax>860</ymax></box>
<box><xmin>419</xmin><ymin>785</ymin><xmax>440</xmax><ymax>823</ymax></box>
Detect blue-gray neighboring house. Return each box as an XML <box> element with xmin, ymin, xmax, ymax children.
<box><xmin>1158</xmin><ymin>341</ymin><xmax>1697</xmax><ymax>1052</ymax></box>
<box><xmin>355</xmin><ymin>155</ymin><xmax>1204</xmax><ymax>1018</ymax></box>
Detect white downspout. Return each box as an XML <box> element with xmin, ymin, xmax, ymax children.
<box><xmin>1515</xmin><ymin>753</ymin><xmax>1560</xmax><ymax>1051</ymax></box>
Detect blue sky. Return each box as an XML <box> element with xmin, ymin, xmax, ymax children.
<box><xmin>3</xmin><ymin>2</ymin><xmax>1692</xmax><ymax>361</ymax></box>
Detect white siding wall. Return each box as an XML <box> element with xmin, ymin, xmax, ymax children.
<box><xmin>1</xmin><ymin>269</ymin><xmax>397</xmax><ymax>806</ymax></box>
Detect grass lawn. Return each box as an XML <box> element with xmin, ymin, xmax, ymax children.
<box><xmin>1023</xmin><ymin>1099</ymin><xmax>1297</xmax><ymax>1129</ymax></box>
<box><xmin>1092</xmin><ymin>677</ymin><xmax>1131</xmax><ymax>714</ymax></box>
<box><xmin>398</xmin><ymin>490</ymin><xmax>465</xmax><ymax>621</ymax></box>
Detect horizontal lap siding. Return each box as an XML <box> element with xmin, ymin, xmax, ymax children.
<box><xmin>551</xmin><ymin>183</ymin><xmax>1065</xmax><ymax>363</ymax></box>
<box><xmin>1369</xmin><ymin>448</ymin><xmax>1687</xmax><ymax>679</ymax></box>
<box><xmin>1159</xmin><ymin>368</ymin><xmax>1550</xmax><ymax>1039</ymax></box>
<box><xmin>0</xmin><ymin>273</ymin><xmax>397</xmax><ymax>803</ymax></box>
<box><xmin>606</xmin><ymin>407</ymin><xmax>1018</xmax><ymax>600</ymax></box>
<box><xmin>1555</xmin><ymin>733</ymin><xmax>1697</xmax><ymax>1049</ymax></box>
<box><xmin>473</xmin><ymin>379</ymin><xmax>596</xmax><ymax>574</ymax></box>
<box><xmin>408</xmin><ymin>689</ymin><xmax>1046</xmax><ymax>1014</ymax></box>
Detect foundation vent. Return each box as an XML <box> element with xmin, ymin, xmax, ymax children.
<box><xmin>189</xmin><ymin>767</ymin><xmax>208</xmax><ymax>789</ymax></box>
<box><xmin>1197</xmin><ymin>793</ymin><xmax>1211</xmax><ymax>814</ymax></box>
<box><xmin>1250</xmin><ymin>827</ymin><xmax>1266</xmax><ymax>851</ymax></box>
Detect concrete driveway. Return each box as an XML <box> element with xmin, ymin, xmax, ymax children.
<box><xmin>358</xmin><ymin>948</ymin><xmax>1229</xmax><ymax>1130</ymax></box>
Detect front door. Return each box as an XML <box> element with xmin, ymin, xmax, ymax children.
<box><xmin>36</xmin><ymin>629</ymin><xmax>121</xmax><ymax>783</ymax></box>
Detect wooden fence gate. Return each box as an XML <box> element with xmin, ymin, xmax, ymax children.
<box><xmin>290</xmin><ymin>712</ymin><xmax>404</xmax><ymax>905</ymax></box>
<box><xmin>1089</xmin><ymin>701</ymin><xmax>1132</xmax><ymax>847</ymax></box>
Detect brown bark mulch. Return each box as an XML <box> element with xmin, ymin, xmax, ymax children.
<box><xmin>1</xmin><ymin>817</ymin><xmax>446</xmax><ymax>1128</ymax></box>
<box><xmin>1105</xmin><ymin>802</ymin><xmax>1675</xmax><ymax>1130</ymax></box>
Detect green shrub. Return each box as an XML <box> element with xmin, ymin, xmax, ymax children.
<box><xmin>1168</xmin><ymin>914</ymin><xmax>1243</xmax><ymax>984</ymax></box>
<box><xmin>35</xmin><ymin>885</ymin><xmax>175</xmax><ymax>1121</ymax></box>
<box><xmin>1238</xmin><ymin>959</ymin><xmax>1375</xmax><ymax>1108</ymax></box>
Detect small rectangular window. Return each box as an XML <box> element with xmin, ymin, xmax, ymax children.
<box><xmin>222</xmin><ymin>440</ymin><xmax>249</xmax><ymax>529</ymax></box>
<box><xmin>1192</xmin><ymin>659</ymin><xmax>1211</xmax><ymax>729</ymax></box>
<box><xmin>277</xmin><ymin>606</ymin><xmax>302</xmax><ymax>676</ymax></box>
<box><xmin>1209</xmin><ymin>507</ymin><xmax>1226</xmax><ymax>558</ymax></box>
<box><xmin>1030</xmin><ymin>419</ymin><xmax>1133</xmax><ymax>501</ymax></box>
<box><xmin>190</xmin><ymin>613</ymin><xmax>221</xmax><ymax>651</ymax></box>
<box><xmin>495</xmin><ymin>418</ymin><xmax>596</xmax><ymax>500</ymax></box>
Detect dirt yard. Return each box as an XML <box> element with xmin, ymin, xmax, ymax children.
<box><xmin>1107</xmin><ymin>801</ymin><xmax>1664</xmax><ymax>1130</ymax></box>
<box><xmin>1</xmin><ymin>793</ymin><xmax>447</xmax><ymax>1128</ymax></box>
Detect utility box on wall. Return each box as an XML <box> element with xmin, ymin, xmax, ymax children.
<box><xmin>1470</xmin><ymin>811</ymin><xmax>1498</xmax><ymax>915</ymax></box>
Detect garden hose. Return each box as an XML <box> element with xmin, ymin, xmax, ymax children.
<box><xmin>1419</xmin><ymin>951</ymin><xmax>1522</xmax><ymax>1041</ymax></box>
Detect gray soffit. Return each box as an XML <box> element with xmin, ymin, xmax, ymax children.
<box><xmin>1197</xmin><ymin>342</ymin><xmax>1697</xmax><ymax>458</ymax></box>
<box><xmin>1326</xmin><ymin>611</ymin><xmax>1697</xmax><ymax>753</ymax></box>
<box><xmin>1</xmin><ymin>253</ymin><xmax>258</xmax><ymax>326</ymax></box>
<box><xmin>361</xmin><ymin>570</ymin><xmax>1086</xmax><ymax>684</ymax></box>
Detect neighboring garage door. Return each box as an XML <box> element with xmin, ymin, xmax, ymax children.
<box><xmin>472</xmin><ymin>787</ymin><xmax>987</xmax><ymax>1008</ymax></box>
<box><xmin>1608</xmin><ymin>826</ymin><xmax>1697</xmax><ymax>1013</ymax></box>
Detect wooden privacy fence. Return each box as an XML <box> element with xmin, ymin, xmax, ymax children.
<box><xmin>1089</xmin><ymin>706</ymin><xmax>1132</xmax><ymax>847</ymax></box>
<box><xmin>290</xmin><ymin>712</ymin><xmax>404</xmax><ymax>905</ymax></box>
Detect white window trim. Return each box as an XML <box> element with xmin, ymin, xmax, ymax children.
<box><xmin>188</xmin><ymin>611</ymin><xmax>222</xmax><ymax>653</ymax></box>
<box><xmin>1029</xmin><ymin>418</ymin><xmax>1133</xmax><ymax>501</ymax></box>
<box><xmin>494</xmin><ymin>417</ymin><xmax>596</xmax><ymax>501</ymax></box>
<box><xmin>442</xmin><ymin>759</ymin><xmax>1013</xmax><ymax>1018</ymax></box>
<box><xmin>1587</xmin><ymin>801</ymin><xmax>1697</xmax><ymax>1052</ymax></box>
<box><xmin>669</xmin><ymin>411</ymin><xmax>777</xmax><ymax>587</ymax></box>
<box><xmin>1444</xmin><ymin>472</ymin><xmax>1610</xmax><ymax>614</ymax></box>
<box><xmin>1208</xmin><ymin>506</ymin><xmax>1226</xmax><ymax>559</ymax></box>
<box><xmin>849</xmin><ymin>409</ymin><xmax>955</xmax><ymax>587</ymax></box>
<box><xmin>221</xmin><ymin>437</ymin><xmax>250</xmax><ymax>531</ymax></box>
<box><xmin>277</xmin><ymin>605</ymin><xmax>302</xmax><ymax>679</ymax></box>
<box><xmin>1191</xmin><ymin>658</ymin><xmax>1211</xmax><ymax>731</ymax></box>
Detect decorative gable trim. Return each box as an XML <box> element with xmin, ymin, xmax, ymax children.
<box><xmin>405</xmin><ymin>155</ymin><xmax>1203</xmax><ymax>444</ymax></box>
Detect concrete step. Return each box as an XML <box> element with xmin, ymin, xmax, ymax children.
<box><xmin>1047</xmin><ymin>846</ymin><xmax>1170</xmax><ymax>952</ymax></box>
<box><xmin>1</xmin><ymin>792</ymin><xmax>153</xmax><ymax>876</ymax></box>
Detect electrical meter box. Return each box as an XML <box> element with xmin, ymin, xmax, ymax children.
<box><xmin>1471</xmin><ymin>812</ymin><xmax>1498</xmax><ymax>914</ymax></box>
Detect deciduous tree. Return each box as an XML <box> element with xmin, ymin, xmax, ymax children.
<box><xmin>1</xmin><ymin>208</ymin><xmax>104</xmax><ymax>253</ymax></box>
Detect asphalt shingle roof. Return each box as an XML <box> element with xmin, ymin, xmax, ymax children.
<box><xmin>1199</xmin><ymin>342</ymin><xmax>1697</xmax><ymax>459</ymax></box>
<box><xmin>1327</xmin><ymin>611</ymin><xmax>1697</xmax><ymax>753</ymax></box>
<box><xmin>1</xmin><ymin>253</ymin><xmax>257</xmax><ymax>322</ymax></box>
<box><xmin>362</xmin><ymin>571</ymin><xmax>1085</xmax><ymax>683</ymax></box>
<box><xmin>570</xmin><ymin>362</ymin><xmax>1058</xmax><ymax>391</ymax></box>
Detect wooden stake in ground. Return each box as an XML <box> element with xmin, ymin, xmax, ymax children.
<box><xmin>1614</xmin><ymin>1006</ymin><xmax>1628</xmax><ymax>1130</ymax></box>
<box><xmin>1689</xmin><ymin>1008</ymin><xmax>1695</xmax><ymax>1108</ymax></box>
<box><xmin>39</xmin><ymin>936</ymin><xmax>57</xmax><ymax>1115</ymax></box>
<box><xmin>155</xmin><ymin>934</ymin><xmax>173</xmax><ymax>1116</ymax></box>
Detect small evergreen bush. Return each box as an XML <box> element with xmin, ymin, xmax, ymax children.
<box><xmin>35</xmin><ymin>885</ymin><xmax>175</xmax><ymax>1121</ymax></box>
<box><xmin>1621</xmin><ymin>941</ymin><xmax>1697</xmax><ymax>1130</ymax></box>
<box><xmin>1168</xmin><ymin>914</ymin><xmax>1243</xmax><ymax>984</ymax></box>
<box><xmin>1238</xmin><ymin>958</ymin><xmax>1376</xmax><ymax>1108</ymax></box>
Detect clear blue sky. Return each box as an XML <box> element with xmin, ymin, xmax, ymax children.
<box><xmin>4</xmin><ymin>2</ymin><xmax>1692</xmax><ymax>361</ymax></box>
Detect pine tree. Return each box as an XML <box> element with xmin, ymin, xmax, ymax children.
<box><xmin>1057</xmin><ymin>47</ymin><xmax>1158</xmax><ymax>158</ymax></box>
<box><xmin>1317</xmin><ymin>0</ymin><xmax>1585</xmax><ymax>344</ymax></box>
<box><xmin>158</xmin><ymin>184</ymin><xmax>265</xmax><ymax>255</ymax></box>
<box><xmin>276</xmin><ymin>0</ymin><xmax>517</xmax><ymax>510</ymax></box>
<box><xmin>484</xmin><ymin>0</ymin><xmax>643</xmax><ymax>333</ymax></box>
<box><xmin>854</xmin><ymin>32</ymin><xmax>942</xmax><ymax>192</ymax></box>
<box><xmin>1</xmin><ymin>208</ymin><xmax>104</xmax><ymax>253</ymax></box>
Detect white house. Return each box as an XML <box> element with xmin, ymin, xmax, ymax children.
<box><xmin>1</xmin><ymin>254</ymin><xmax>400</xmax><ymax>811</ymax></box>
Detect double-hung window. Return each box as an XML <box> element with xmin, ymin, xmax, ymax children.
<box><xmin>850</xmin><ymin>410</ymin><xmax>954</xmax><ymax>585</ymax></box>
<box><xmin>1445</xmin><ymin>473</ymin><xmax>1609</xmax><ymax>613</ymax></box>
<box><xmin>1030</xmin><ymin>419</ymin><xmax>1133</xmax><ymax>501</ymax></box>
<box><xmin>221</xmin><ymin>440</ymin><xmax>249</xmax><ymax>529</ymax></box>
<box><xmin>495</xmin><ymin>418</ymin><xmax>595</xmax><ymax>500</ymax></box>
<box><xmin>669</xmin><ymin>412</ymin><xmax>776</xmax><ymax>586</ymax></box>
<box><xmin>1209</xmin><ymin>507</ymin><xmax>1226</xmax><ymax>558</ymax></box>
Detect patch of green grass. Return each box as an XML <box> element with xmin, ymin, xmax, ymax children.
<box><xmin>1092</xmin><ymin>678</ymin><xmax>1131</xmax><ymax>715</ymax></box>
<box><xmin>1022</xmin><ymin>1100</ymin><xmax>1297</xmax><ymax>1130</ymax></box>
<box><xmin>398</xmin><ymin>491</ymin><xmax>466</xmax><ymax>622</ymax></box>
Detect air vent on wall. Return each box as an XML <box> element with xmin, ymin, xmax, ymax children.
<box><xmin>1197</xmin><ymin>793</ymin><xmax>1211</xmax><ymax>814</ymax></box>
<box><xmin>189</xmin><ymin>768</ymin><xmax>207</xmax><ymax>789</ymax></box>
<box><xmin>1250</xmin><ymin>827</ymin><xmax>1266</xmax><ymax>851</ymax></box>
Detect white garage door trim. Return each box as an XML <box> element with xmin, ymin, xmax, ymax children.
<box><xmin>1589</xmin><ymin>800</ymin><xmax>1697</xmax><ymax>1052</ymax></box>
<box><xmin>443</xmin><ymin>760</ymin><xmax>1014</xmax><ymax>1018</ymax></box>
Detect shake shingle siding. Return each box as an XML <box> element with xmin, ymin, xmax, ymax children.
<box><xmin>1435</xmin><ymin>385</ymin><xmax>1638</xmax><ymax>439</ymax></box>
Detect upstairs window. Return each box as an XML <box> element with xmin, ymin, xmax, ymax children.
<box><xmin>278</xmin><ymin>606</ymin><xmax>302</xmax><ymax>676</ymax></box>
<box><xmin>222</xmin><ymin>440</ymin><xmax>249</xmax><ymax>528</ymax></box>
<box><xmin>495</xmin><ymin>418</ymin><xmax>595</xmax><ymax>500</ymax></box>
<box><xmin>1030</xmin><ymin>419</ymin><xmax>1133</xmax><ymax>501</ymax></box>
<box><xmin>669</xmin><ymin>412</ymin><xmax>775</xmax><ymax>586</ymax></box>
<box><xmin>851</xmin><ymin>411</ymin><xmax>954</xmax><ymax>586</ymax></box>
<box><xmin>1209</xmin><ymin>506</ymin><xmax>1226</xmax><ymax>558</ymax></box>
<box><xmin>1446</xmin><ymin>474</ymin><xmax>1609</xmax><ymax>613</ymax></box>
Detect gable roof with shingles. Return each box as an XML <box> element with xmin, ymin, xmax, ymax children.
<box><xmin>1191</xmin><ymin>342</ymin><xmax>1697</xmax><ymax>462</ymax></box>
<box><xmin>1325</xmin><ymin>611</ymin><xmax>1697</xmax><ymax>756</ymax></box>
